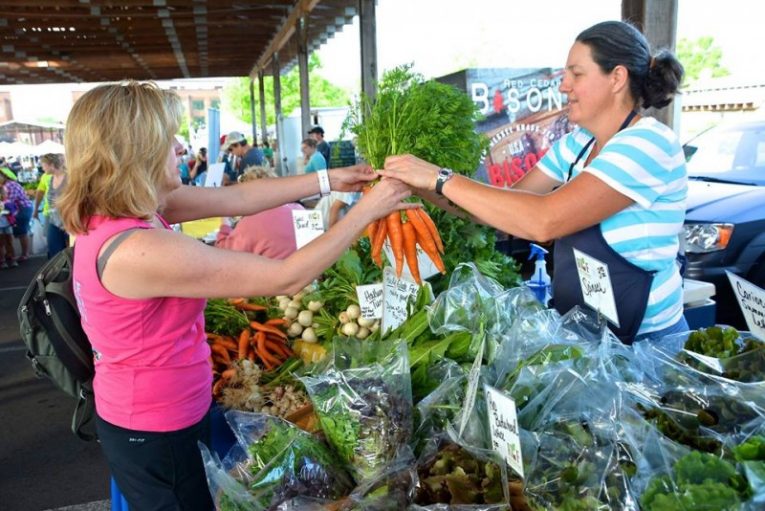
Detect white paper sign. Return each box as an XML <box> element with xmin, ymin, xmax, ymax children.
<box><xmin>356</xmin><ymin>283</ymin><xmax>384</xmax><ymax>320</ymax></box>
<box><xmin>572</xmin><ymin>248</ymin><xmax>620</xmax><ymax>327</ymax></box>
<box><xmin>485</xmin><ymin>385</ymin><xmax>524</xmax><ymax>478</ymax></box>
<box><xmin>727</xmin><ymin>271</ymin><xmax>765</xmax><ymax>341</ymax></box>
<box><xmin>383</xmin><ymin>239</ymin><xmax>440</xmax><ymax>281</ymax></box>
<box><xmin>291</xmin><ymin>210</ymin><xmax>324</xmax><ymax>249</ymax></box>
<box><xmin>204</xmin><ymin>162</ymin><xmax>225</xmax><ymax>188</ymax></box>
<box><xmin>459</xmin><ymin>336</ymin><xmax>484</xmax><ymax>437</ymax></box>
<box><xmin>381</xmin><ymin>267</ymin><xmax>420</xmax><ymax>333</ymax></box>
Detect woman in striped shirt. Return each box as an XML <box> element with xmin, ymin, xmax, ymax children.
<box><xmin>382</xmin><ymin>20</ymin><xmax>687</xmax><ymax>344</ymax></box>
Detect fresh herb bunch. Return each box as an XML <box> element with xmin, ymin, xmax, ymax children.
<box><xmin>734</xmin><ymin>435</ymin><xmax>765</xmax><ymax>462</ymax></box>
<box><xmin>414</xmin><ymin>443</ymin><xmax>505</xmax><ymax>506</ymax></box>
<box><xmin>684</xmin><ymin>326</ymin><xmax>740</xmax><ymax>358</ymax></box>
<box><xmin>246</xmin><ymin>418</ymin><xmax>354</xmax><ymax>508</ymax></box>
<box><xmin>640</xmin><ymin>451</ymin><xmax>748</xmax><ymax>511</ymax></box>
<box><xmin>346</xmin><ymin>64</ymin><xmax>520</xmax><ymax>294</ymax></box>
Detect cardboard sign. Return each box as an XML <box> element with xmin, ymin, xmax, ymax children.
<box><xmin>572</xmin><ymin>248</ymin><xmax>620</xmax><ymax>327</ymax></box>
<box><xmin>458</xmin><ymin>336</ymin><xmax>484</xmax><ymax>437</ymax></box>
<box><xmin>381</xmin><ymin>267</ymin><xmax>420</xmax><ymax>333</ymax></box>
<box><xmin>356</xmin><ymin>283</ymin><xmax>384</xmax><ymax>320</ymax></box>
<box><xmin>204</xmin><ymin>162</ymin><xmax>225</xmax><ymax>188</ymax></box>
<box><xmin>383</xmin><ymin>239</ymin><xmax>440</xmax><ymax>281</ymax></box>
<box><xmin>727</xmin><ymin>271</ymin><xmax>765</xmax><ymax>341</ymax></box>
<box><xmin>485</xmin><ymin>385</ymin><xmax>524</xmax><ymax>478</ymax></box>
<box><xmin>291</xmin><ymin>210</ymin><xmax>324</xmax><ymax>249</ymax></box>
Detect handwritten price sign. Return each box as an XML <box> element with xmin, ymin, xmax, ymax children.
<box><xmin>292</xmin><ymin>210</ymin><xmax>324</xmax><ymax>249</ymax></box>
<box><xmin>356</xmin><ymin>283</ymin><xmax>384</xmax><ymax>320</ymax></box>
<box><xmin>381</xmin><ymin>267</ymin><xmax>420</xmax><ymax>333</ymax></box>
<box><xmin>485</xmin><ymin>385</ymin><xmax>524</xmax><ymax>478</ymax></box>
<box><xmin>572</xmin><ymin>248</ymin><xmax>619</xmax><ymax>327</ymax></box>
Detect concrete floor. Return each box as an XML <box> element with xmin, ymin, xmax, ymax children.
<box><xmin>0</xmin><ymin>255</ymin><xmax>111</xmax><ymax>511</ymax></box>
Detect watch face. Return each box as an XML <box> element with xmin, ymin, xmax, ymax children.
<box><xmin>439</xmin><ymin>168</ymin><xmax>452</xmax><ymax>178</ymax></box>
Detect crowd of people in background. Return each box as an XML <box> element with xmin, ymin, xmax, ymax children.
<box><xmin>0</xmin><ymin>123</ymin><xmax>360</xmax><ymax>269</ymax></box>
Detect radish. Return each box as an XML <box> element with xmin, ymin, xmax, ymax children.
<box><xmin>357</xmin><ymin>316</ymin><xmax>375</xmax><ymax>328</ymax></box>
<box><xmin>287</xmin><ymin>322</ymin><xmax>303</xmax><ymax>337</ymax></box>
<box><xmin>346</xmin><ymin>304</ymin><xmax>361</xmax><ymax>320</ymax></box>
<box><xmin>301</xmin><ymin>327</ymin><xmax>318</xmax><ymax>343</ymax></box>
<box><xmin>297</xmin><ymin>310</ymin><xmax>314</xmax><ymax>327</ymax></box>
<box><xmin>341</xmin><ymin>322</ymin><xmax>359</xmax><ymax>337</ymax></box>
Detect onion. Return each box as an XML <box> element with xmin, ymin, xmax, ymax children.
<box><xmin>297</xmin><ymin>310</ymin><xmax>314</xmax><ymax>327</ymax></box>
<box><xmin>301</xmin><ymin>327</ymin><xmax>318</xmax><ymax>343</ymax></box>
<box><xmin>341</xmin><ymin>322</ymin><xmax>359</xmax><ymax>337</ymax></box>
<box><xmin>346</xmin><ymin>304</ymin><xmax>361</xmax><ymax>320</ymax></box>
<box><xmin>284</xmin><ymin>307</ymin><xmax>299</xmax><ymax>320</ymax></box>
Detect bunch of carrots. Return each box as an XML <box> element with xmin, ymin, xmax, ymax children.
<box><xmin>364</xmin><ymin>187</ymin><xmax>446</xmax><ymax>285</ymax></box>
<box><xmin>207</xmin><ymin>316</ymin><xmax>294</xmax><ymax>397</ymax></box>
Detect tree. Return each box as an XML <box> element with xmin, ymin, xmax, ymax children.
<box><xmin>676</xmin><ymin>36</ymin><xmax>730</xmax><ymax>84</ymax></box>
<box><xmin>224</xmin><ymin>54</ymin><xmax>350</xmax><ymax>129</ymax></box>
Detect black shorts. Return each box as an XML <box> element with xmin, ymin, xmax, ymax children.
<box><xmin>96</xmin><ymin>412</ymin><xmax>214</xmax><ymax>511</ymax></box>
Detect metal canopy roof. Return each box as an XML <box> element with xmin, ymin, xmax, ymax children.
<box><xmin>0</xmin><ymin>0</ymin><xmax>358</xmax><ymax>85</ymax></box>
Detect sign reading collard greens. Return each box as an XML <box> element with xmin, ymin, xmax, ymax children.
<box><xmin>436</xmin><ymin>68</ymin><xmax>574</xmax><ymax>187</ymax></box>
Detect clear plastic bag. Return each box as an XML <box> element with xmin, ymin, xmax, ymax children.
<box><xmin>200</xmin><ymin>410</ymin><xmax>354</xmax><ymax>510</ymax></box>
<box><xmin>521</xmin><ymin>415</ymin><xmax>640</xmax><ymax>511</ymax></box>
<box><xmin>413</xmin><ymin>435</ymin><xmax>510</xmax><ymax>510</ymax></box>
<box><xmin>30</xmin><ymin>217</ymin><xmax>47</xmax><ymax>255</ymax></box>
<box><xmin>301</xmin><ymin>339</ymin><xmax>413</xmax><ymax>483</ymax></box>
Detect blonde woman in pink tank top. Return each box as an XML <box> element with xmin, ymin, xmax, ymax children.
<box><xmin>57</xmin><ymin>81</ymin><xmax>415</xmax><ymax>511</ymax></box>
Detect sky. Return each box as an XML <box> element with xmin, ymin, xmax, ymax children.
<box><xmin>5</xmin><ymin>0</ymin><xmax>765</xmax><ymax>122</ymax></box>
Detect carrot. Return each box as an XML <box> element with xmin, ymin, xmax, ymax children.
<box><xmin>413</xmin><ymin>222</ymin><xmax>446</xmax><ymax>274</ymax></box>
<box><xmin>265</xmin><ymin>318</ymin><xmax>288</xmax><ymax>327</ymax></box>
<box><xmin>210</xmin><ymin>343</ymin><xmax>232</xmax><ymax>365</ymax></box>
<box><xmin>236</xmin><ymin>302</ymin><xmax>267</xmax><ymax>312</ymax></box>
<box><xmin>401</xmin><ymin>220</ymin><xmax>422</xmax><ymax>285</ymax></box>
<box><xmin>212</xmin><ymin>337</ymin><xmax>237</xmax><ymax>352</ymax></box>
<box><xmin>371</xmin><ymin>218</ymin><xmax>387</xmax><ymax>267</ymax></box>
<box><xmin>227</xmin><ymin>298</ymin><xmax>247</xmax><ymax>306</ymax></box>
<box><xmin>237</xmin><ymin>329</ymin><xmax>251</xmax><ymax>360</ymax></box>
<box><xmin>266</xmin><ymin>339</ymin><xmax>293</xmax><ymax>359</ymax></box>
<box><xmin>365</xmin><ymin>217</ymin><xmax>378</xmax><ymax>242</ymax></box>
<box><xmin>249</xmin><ymin>321</ymin><xmax>287</xmax><ymax>339</ymax></box>
<box><xmin>221</xmin><ymin>368</ymin><xmax>236</xmax><ymax>380</ymax></box>
<box><xmin>386</xmin><ymin>211</ymin><xmax>405</xmax><ymax>277</ymax></box>
<box><xmin>248</xmin><ymin>351</ymin><xmax>256</xmax><ymax>362</ymax></box>
<box><xmin>415</xmin><ymin>208</ymin><xmax>444</xmax><ymax>254</ymax></box>
<box><xmin>255</xmin><ymin>331</ymin><xmax>281</xmax><ymax>367</ymax></box>
<box><xmin>212</xmin><ymin>379</ymin><xmax>226</xmax><ymax>397</ymax></box>
<box><xmin>206</xmin><ymin>332</ymin><xmax>223</xmax><ymax>342</ymax></box>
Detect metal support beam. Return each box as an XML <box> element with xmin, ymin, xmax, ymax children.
<box><xmin>359</xmin><ymin>0</ymin><xmax>377</xmax><ymax>102</ymax></box>
<box><xmin>297</xmin><ymin>16</ymin><xmax>312</xmax><ymax>137</ymax></box>
<box><xmin>622</xmin><ymin>0</ymin><xmax>679</xmax><ymax>128</ymax></box>
<box><xmin>258</xmin><ymin>70</ymin><xmax>268</xmax><ymax>145</ymax></box>
<box><xmin>273</xmin><ymin>52</ymin><xmax>287</xmax><ymax>176</ymax></box>
<box><xmin>249</xmin><ymin>78</ymin><xmax>257</xmax><ymax>145</ymax></box>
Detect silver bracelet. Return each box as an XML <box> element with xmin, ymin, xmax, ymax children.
<box><xmin>317</xmin><ymin>169</ymin><xmax>331</xmax><ymax>197</ymax></box>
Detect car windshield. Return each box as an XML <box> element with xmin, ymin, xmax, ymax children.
<box><xmin>684</xmin><ymin>123</ymin><xmax>765</xmax><ymax>185</ymax></box>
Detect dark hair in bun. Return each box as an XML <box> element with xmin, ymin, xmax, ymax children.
<box><xmin>576</xmin><ymin>20</ymin><xmax>684</xmax><ymax>109</ymax></box>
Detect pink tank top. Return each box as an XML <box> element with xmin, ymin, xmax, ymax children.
<box><xmin>73</xmin><ymin>215</ymin><xmax>211</xmax><ymax>432</ymax></box>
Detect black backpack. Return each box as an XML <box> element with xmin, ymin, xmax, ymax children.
<box><xmin>17</xmin><ymin>247</ymin><xmax>97</xmax><ymax>441</ymax></box>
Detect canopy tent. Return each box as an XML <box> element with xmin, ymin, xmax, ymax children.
<box><xmin>32</xmin><ymin>139</ymin><xmax>65</xmax><ymax>156</ymax></box>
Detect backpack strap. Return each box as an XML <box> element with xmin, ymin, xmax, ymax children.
<box><xmin>73</xmin><ymin>381</ymin><xmax>97</xmax><ymax>441</ymax></box>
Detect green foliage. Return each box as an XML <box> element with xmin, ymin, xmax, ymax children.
<box><xmin>677</xmin><ymin>36</ymin><xmax>730</xmax><ymax>84</ymax></box>
<box><xmin>346</xmin><ymin>65</ymin><xmax>520</xmax><ymax>294</ymax></box>
<box><xmin>223</xmin><ymin>54</ymin><xmax>350</xmax><ymax>128</ymax></box>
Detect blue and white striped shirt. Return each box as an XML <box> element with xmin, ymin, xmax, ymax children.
<box><xmin>537</xmin><ymin>117</ymin><xmax>688</xmax><ymax>334</ymax></box>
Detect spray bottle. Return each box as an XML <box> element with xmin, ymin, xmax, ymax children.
<box><xmin>525</xmin><ymin>243</ymin><xmax>552</xmax><ymax>306</ymax></box>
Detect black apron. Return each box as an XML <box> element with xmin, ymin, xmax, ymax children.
<box><xmin>552</xmin><ymin>110</ymin><xmax>654</xmax><ymax>344</ymax></box>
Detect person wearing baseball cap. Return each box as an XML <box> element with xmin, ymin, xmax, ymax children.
<box><xmin>308</xmin><ymin>126</ymin><xmax>331</xmax><ymax>167</ymax></box>
<box><xmin>227</xmin><ymin>131</ymin><xmax>265</xmax><ymax>171</ymax></box>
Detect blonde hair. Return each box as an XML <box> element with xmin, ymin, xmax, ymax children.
<box><xmin>40</xmin><ymin>153</ymin><xmax>64</xmax><ymax>169</ymax></box>
<box><xmin>58</xmin><ymin>81</ymin><xmax>183</xmax><ymax>234</ymax></box>
<box><xmin>238</xmin><ymin>165</ymin><xmax>276</xmax><ymax>183</ymax></box>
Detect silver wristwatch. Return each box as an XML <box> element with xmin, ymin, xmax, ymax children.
<box><xmin>435</xmin><ymin>168</ymin><xmax>454</xmax><ymax>195</ymax></box>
